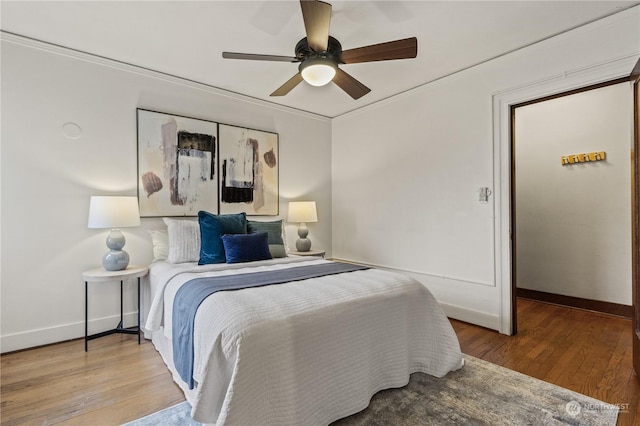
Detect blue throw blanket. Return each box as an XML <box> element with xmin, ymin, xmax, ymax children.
<box><xmin>172</xmin><ymin>261</ymin><xmax>369</xmax><ymax>389</ymax></box>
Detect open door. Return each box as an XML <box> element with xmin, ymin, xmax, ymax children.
<box><xmin>632</xmin><ymin>58</ymin><xmax>640</xmax><ymax>377</ymax></box>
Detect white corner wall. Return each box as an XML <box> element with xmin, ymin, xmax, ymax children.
<box><xmin>332</xmin><ymin>7</ymin><xmax>640</xmax><ymax>331</ymax></box>
<box><xmin>0</xmin><ymin>35</ymin><xmax>332</xmax><ymax>352</ymax></box>
<box><xmin>2</xmin><ymin>7</ymin><xmax>639</xmax><ymax>351</ymax></box>
<box><xmin>514</xmin><ymin>82</ymin><xmax>632</xmax><ymax>305</ymax></box>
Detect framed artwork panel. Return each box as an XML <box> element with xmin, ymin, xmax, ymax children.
<box><xmin>219</xmin><ymin>124</ymin><xmax>279</xmax><ymax>215</ymax></box>
<box><xmin>137</xmin><ymin>109</ymin><xmax>218</xmax><ymax>217</ymax></box>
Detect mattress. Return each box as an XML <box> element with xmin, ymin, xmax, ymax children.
<box><xmin>142</xmin><ymin>257</ymin><xmax>463</xmax><ymax>425</ymax></box>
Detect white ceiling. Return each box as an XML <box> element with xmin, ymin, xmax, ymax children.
<box><xmin>1</xmin><ymin>1</ymin><xmax>638</xmax><ymax>118</ymax></box>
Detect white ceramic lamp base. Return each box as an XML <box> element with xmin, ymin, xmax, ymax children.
<box><xmin>103</xmin><ymin>229</ymin><xmax>130</xmax><ymax>271</ymax></box>
<box><xmin>295</xmin><ymin>222</ymin><xmax>312</xmax><ymax>252</ymax></box>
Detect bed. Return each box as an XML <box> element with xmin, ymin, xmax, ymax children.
<box><xmin>141</xmin><ymin>255</ymin><xmax>463</xmax><ymax>425</ymax></box>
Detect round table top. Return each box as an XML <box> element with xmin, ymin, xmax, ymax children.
<box><xmin>289</xmin><ymin>249</ymin><xmax>326</xmax><ymax>257</ymax></box>
<box><xmin>82</xmin><ymin>265</ymin><xmax>149</xmax><ymax>282</ymax></box>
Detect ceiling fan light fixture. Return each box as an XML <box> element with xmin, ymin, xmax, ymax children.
<box><xmin>222</xmin><ymin>1</ymin><xmax>417</xmax><ymax>99</ymax></box>
<box><xmin>299</xmin><ymin>58</ymin><xmax>337</xmax><ymax>87</ymax></box>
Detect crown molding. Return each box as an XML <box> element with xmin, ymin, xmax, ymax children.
<box><xmin>1</xmin><ymin>31</ymin><xmax>332</xmax><ymax>123</ymax></box>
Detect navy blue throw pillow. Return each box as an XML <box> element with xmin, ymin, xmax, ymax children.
<box><xmin>198</xmin><ymin>211</ymin><xmax>247</xmax><ymax>264</ymax></box>
<box><xmin>221</xmin><ymin>232</ymin><xmax>273</xmax><ymax>264</ymax></box>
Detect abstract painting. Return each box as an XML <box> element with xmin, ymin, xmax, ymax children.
<box><xmin>137</xmin><ymin>109</ymin><xmax>218</xmax><ymax>217</ymax></box>
<box><xmin>219</xmin><ymin>124</ymin><xmax>279</xmax><ymax>215</ymax></box>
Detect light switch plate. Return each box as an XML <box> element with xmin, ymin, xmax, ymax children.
<box><xmin>479</xmin><ymin>187</ymin><xmax>491</xmax><ymax>203</ymax></box>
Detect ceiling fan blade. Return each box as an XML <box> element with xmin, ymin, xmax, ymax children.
<box><xmin>271</xmin><ymin>73</ymin><xmax>304</xmax><ymax>96</ymax></box>
<box><xmin>300</xmin><ymin>0</ymin><xmax>331</xmax><ymax>52</ymax></box>
<box><xmin>341</xmin><ymin>37</ymin><xmax>418</xmax><ymax>64</ymax></box>
<box><xmin>222</xmin><ymin>52</ymin><xmax>298</xmax><ymax>62</ymax></box>
<box><xmin>333</xmin><ymin>68</ymin><xmax>371</xmax><ymax>100</ymax></box>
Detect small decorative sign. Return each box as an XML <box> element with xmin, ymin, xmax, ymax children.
<box><xmin>561</xmin><ymin>151</ymin><xmax>606</xmax><ymax>166</ymax></box>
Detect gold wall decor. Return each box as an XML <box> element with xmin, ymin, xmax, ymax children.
<box><xmin>560</xmin><ymin>151</ymin><xmax>606</xmax><ymax>166</ymax></box>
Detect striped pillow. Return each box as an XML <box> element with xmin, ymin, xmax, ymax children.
<box><xmin>162</xmin><ymin>218</ymin><xmax>200</xmax><ymax>263</ymax></box>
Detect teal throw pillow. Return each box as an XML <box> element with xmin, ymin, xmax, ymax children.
<box><xmin>198</xmin><ymin>211</ymin><xmax>247</xmax><ymax>264</ymax></box>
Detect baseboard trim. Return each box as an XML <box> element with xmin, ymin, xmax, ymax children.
<box><xmin>517</xmin><ymin>288</ymin><xmax>632</xmax><ymax>319</ymax></box>
<box><xmin>332</xmin><ymin>257</ymin><xmax>502</xmax><ymax>330</ymax></box>
<box><xmin>440</xmin><ymin>302</ymin><xmax>501</xmax><ymax>331</ymax></box>
<box><xmin>1</xmin><ymin>312</ymin><xmax>139</xmax><ymax>353</ymax></box>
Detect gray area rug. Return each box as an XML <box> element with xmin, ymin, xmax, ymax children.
<box><xmin>123</xmin><ymin>356</ymin><xmax>618</xmax><ymax>426</ymax></box>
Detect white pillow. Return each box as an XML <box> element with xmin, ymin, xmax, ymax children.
<box><xmin>282</xmin><ymin>224</ymin><xmax>290</xmax><ymax>253</ymax></box>
<box><xmin>149</xmin><ymin>229</ymin><xmax>169</xmax><ymax>262</ymax></box>
<box><xmin>163</xmin><ymin>218</ymin><xmax>201</xmax><ymax>263</ymax></box>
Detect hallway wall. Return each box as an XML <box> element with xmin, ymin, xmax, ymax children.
<box><xmin>514</xmin><ymin>82</ymin><xmax>632</xmax><ymax>305</ymax></box>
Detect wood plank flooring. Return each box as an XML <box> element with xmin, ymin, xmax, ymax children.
<box><xmin>454</xmin><ymin>298</ymin><xmax>639</xmax><ymax>426</ymax></box>
<box><xmin>1</xmin><ymin>298</ymin><xmax>638</xmax><ymax>425</ymax></box>
<box><xmin>0</xmin><ymin>335</ymin><xmax>184</xmax><ymax>425</ymax></box>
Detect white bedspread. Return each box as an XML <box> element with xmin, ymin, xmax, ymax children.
<box><xmin>143</xmin><ymin>258</ymin><xmax>463</xmax><ymax>425</ymax></box>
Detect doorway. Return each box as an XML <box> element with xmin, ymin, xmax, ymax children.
<box><xmin>511</xmin><ymin>80</ymin><xmax>633</xmax><ymax>328</ymax></box>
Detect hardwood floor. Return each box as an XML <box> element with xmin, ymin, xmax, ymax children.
<box><xmin>0</xmin><ymin>335</ymin><xmax>184</xmax><ymax>425</ymax></box>
<box><xmin>453</xmin><ymin>298</ymin><xmax>640</xmax><ymax>426</ymax></box>
<box><xmin>1</xmin><ymin>298</ymin><xmax>638</xmax><ymax>425</ymax></box>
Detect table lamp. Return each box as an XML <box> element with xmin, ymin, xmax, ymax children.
<box><xmin>88</xmin><ymin>196</ymin><xmax>141</xmax><ymax>271</ymax></box>
<box><xmin>288</xmin><ymin>201</ymin><xmax>318</xmax><ymax>252</ymax></box>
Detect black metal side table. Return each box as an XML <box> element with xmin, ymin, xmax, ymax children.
<box><xmin>83</xmin><ymin>265</ymin><xmax>148</xmax><ymax>351</ymax></box>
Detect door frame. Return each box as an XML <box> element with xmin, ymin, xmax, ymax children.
<box><xmin>631</xmin><ymin>58</ymin><xmax>640</xmax><ymax>375</ymax></box>
<box><xmin>510</xmin><ymin>77</ymin><xmax>630</xmax><ymax>334</ymax></box>
<box><xmin>493</xmin><ymin>54</ymin><xmax>638</xmax><ymax>335</ymax></box>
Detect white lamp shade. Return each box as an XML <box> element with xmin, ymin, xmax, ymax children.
<box><xmin>288</xmin><ymin>201</ymin><xmax>318</xmax><ymax>223</ymax></box>
<box><xmin>88</xmin><ymin>196</ymin><xmax>141</xmax><ymax>229</ymax></box>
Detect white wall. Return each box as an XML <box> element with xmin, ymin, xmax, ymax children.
<box><xmin>2</xmin><ymin>7</ymin><xmax>639</xmax><ymax>352</ymax></box>
<box><xmin>515</xmin><ymin>83</ymin><xmax>632</xmax><ymax>305</ymax></box>
<box><xmin>332</xmin><ymin>7</ymin><xmax>640</xmax><ymax>331</ymax></box>
<box><xmin>0</xmin><ymin>35</ymin><xmax>332</xmax><ymax>352</ymax></box>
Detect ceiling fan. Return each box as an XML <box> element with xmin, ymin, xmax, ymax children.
<box><xmin>222</xmin><ymin>0</ymin><xmax>418</xmax><ymax>100</ymax></box>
